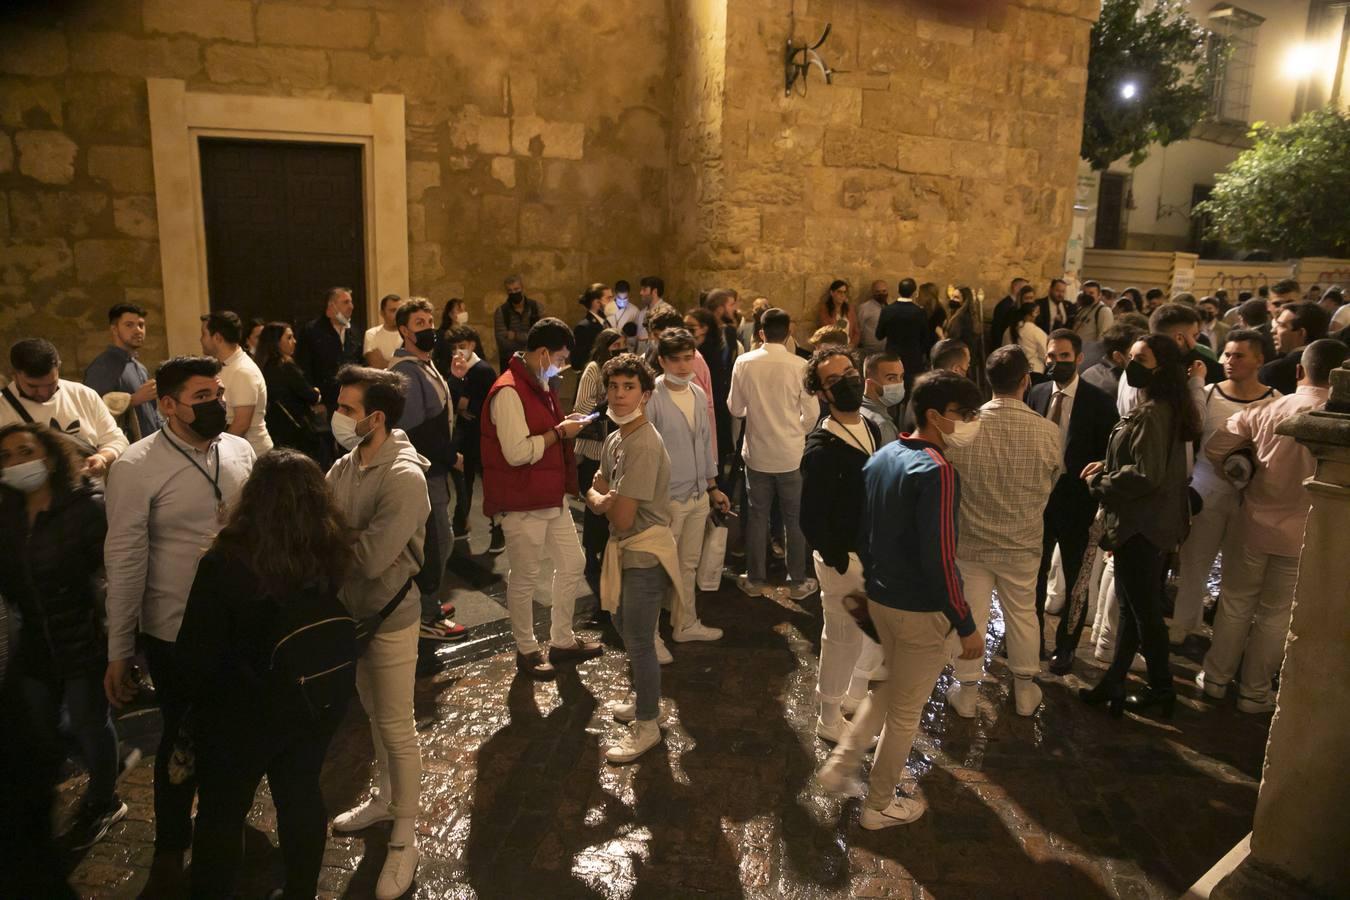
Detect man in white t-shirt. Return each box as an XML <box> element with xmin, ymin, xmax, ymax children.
<box><xmin>1</xmin><ymin>338</ymin><xmax>128</xmax><ymax>477</ymax></box>
<box><xmin>364</xmin><ymin>293</ymin><xmax>405</xmax><ymax>369</ymax></box>
<box><xmin>200</xmin><ymin>311</ymin><xmax>272</xmax><ymax>457</ymax></box>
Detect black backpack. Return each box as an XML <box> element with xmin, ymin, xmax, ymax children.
<box><xmin>269</xmin><ymin>581</ymin><xmax>358</xmax><ymax>722</ymax></box>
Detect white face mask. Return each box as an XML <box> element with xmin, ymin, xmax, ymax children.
<box><xmin>880</xmin><ymin>383</ymin><xmax>906</xmax><ymax>407</ymax></box>
<box><xmin>455</xmin><ymin>311</ymin><xmax>469</xmax><ymax>325</ymax></box>
<box><xmin>940</xmin><ymin>415</ymin><xmax>981</xmax><ymax>449</ymax></box>
<box><xmin>331</xmin><ymin>411</ymin><xmax>374</xmax><ymax>450</ymax></box>
<box><xmin>663</xmin><ymin>372</ymin><xmax>692</xmax><ymax>388</ymax></box>
<box><xmin>335</xmin><ymin>312</ymin><xmax>351</xmax><ymax>328</ymax></box>
<box><xmin>1</xmin><ymin>458</ymin><xmax>50</xmax><ymax>493</ymax></box>
<box><xmin>607</xmin><ymin>405</ymin><xmax>643</xmax><ymax>425</ymax></box>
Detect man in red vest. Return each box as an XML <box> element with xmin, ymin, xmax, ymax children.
<box><xmin>481</xmin><ymin>318</ymin><xmax>604</xmax><ymax>679</ymax></box>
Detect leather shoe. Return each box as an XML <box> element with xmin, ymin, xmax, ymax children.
<box><xmin>548</xmin><ymin>639</ymin><xmax>604</xmax><ymax>665</ymax></box>
<box><xmin>1124</xmin><ymin>687</ymin><xmax>1175</xmax><ymax>718</ymax></box>
<box><xmin>1048</xmin><ymin>649</ymin><xmax>1075</xmax><ymax>676</ymax></box>
<box><xmin>516</xmin><ymin>650</ymin><xmax>557</xmax><ymax>680</ymax></box>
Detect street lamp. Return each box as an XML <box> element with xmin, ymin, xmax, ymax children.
<box><xmin>1120</xmin><ymin>81</ymin><xmax>1139</xmax><ymax>100</ymax></box>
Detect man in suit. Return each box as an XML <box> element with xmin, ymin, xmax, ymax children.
<box><xmin>1029</xmin><ymin>328</ymin><xmax>1119</xmax><ymax>674</ymax></box>
<box><xmin>875</xmin><ymin>277</ymin><xmax>934</xmax><ymax>393</ymax></box>
<box><xmin>990</xmin><ymin>276</ymin><xmax>1027</xmax><ymax>353</ymax></box>
<box><xmin>1259</xmin><ymin>300</ymin><xmax>1330</xmax><ymax>396</ymax></box>
<box><xmin>1034</xmin><ymin>278</ymin><xmax>1072</xmax><ymax>335</ymax></box>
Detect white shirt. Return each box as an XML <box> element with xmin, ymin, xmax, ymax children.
<box><xmin>218</xmin><ymin>347</ymin><xmax>273</xmax><ymax>456</ymax></box>
<box><xmin>488</xmin><ymin>382</ymin><xmax>561</xmax><ymax>519</ymax></box>
<box><xmin>0</xmin><ymin>377</ymin><xmax>129</xmax><ymax>460</ymax></box>
<box><xmin>1048</xmin><ymin>374</ymin><xmax>1078</xmax><ymax>448</ymax></box>
<box><xmin>1332</xmin><ymin>303</ymin><xmax>1350</xmax><ymax>332</ymax></box>
<box><xmin>363</xmin><ymin>325</ymin><xmax>403</xmax><ymax>366</ymax></box>
<box><xmin>1018</xmin><ymin>322</ymin><xmax>1048</xmax><ymax>374</ymax></box>
<box><xmin>670</xmin><ymin>383</ymin><xmax>696</xmax><ymax>429</ymax></box>
<box><xmin>726</xmin><ymin>342</ymin><xmax>816</xmax><ymax>474</ymax></box>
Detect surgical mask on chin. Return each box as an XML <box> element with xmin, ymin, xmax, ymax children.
<box><xmin>880</xmin><ymin>382</ymin><xmax>907</xmax><ymax>407</ymax></box>
<box><xmin>607</xmin><ymin>405</ymin><xmax>643</xmax><ymax>425</ymax></box>
<box><xmin>942</xmin><ymin>416</ymin><xmax>981</xmax><ymax>449</ymax></box>
<box><xmin>331</xmin><ymin>411</ymin><xmax>373</xmax><ymax>451</ymax></box>
<box><xmin>1</xmin><ymin>458</ymin><xmax>50</xmax><ymax>493</ymax></box>
<box><xmin>663</xmin><ymin>372</ymin><xmax>692</xmax><ymax>388</ymax></box>
<box><xmin>335</xmin><ymin>312</ymin><xmax>351</xmax><ymax>328</ymax></box>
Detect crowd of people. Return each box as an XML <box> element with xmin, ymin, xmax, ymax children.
<box><xmin>1</xmin><ymin>271</ymin><xmax>1347</xmax><ymax>898</ymax></box>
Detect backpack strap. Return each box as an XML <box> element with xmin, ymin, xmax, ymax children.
<box><xmin>1</xmin><ymin>387</ymin><xmax>34</xmax><ymax>424</ymax></box>
<box><xmin>376</xmin><ymin>577</ymin><xmax>414</xmax><ymax>622</ymax></box>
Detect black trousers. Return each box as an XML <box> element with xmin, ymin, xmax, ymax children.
<box><xmin>1037</xmin><ymin>501</ymin><xmax>1094</xmax><ymax>654</ymax></box>
<box><xmin>451</xmin><ymin>448</ymin><xmax>480</xmax><ymax>533</ymax></box>
<box><xmin>577</xmin><ymin>456</ymin><xmax>608</xmax><ymax>598</ymax></box>
<box><xmin>143</xmin><ymin>635</ymin><xmax>196</xmax><ymax>854</ymax></box>
<box><xmin>190</xmin><ymin>710</ymin><xmax>342</xmax><ymax>899</ymax></box>
<box><xmin>1103</xmin><ymin>533</ymin><xmax>1173</xmax><ymax>692</ymax></box>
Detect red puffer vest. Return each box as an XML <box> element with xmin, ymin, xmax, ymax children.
<box><xmin>480</xmin><ymin>355</ymin><xmax>579</xmax><ymax>516</ymax></box>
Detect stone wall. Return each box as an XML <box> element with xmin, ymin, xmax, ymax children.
<box><xmin>0</xmin><ymin>0</ymin><xmax>670</xmax><ymax>371</ymax></box>
<box><xmin>667</xmin><ymin>0</ymin><xmax>1099</xmax><ymax>318</ymax></box>
<box><xmin>1</xmin><ymin>0</ymin><xmax>1095</xmax><ymax>371</ymax></box>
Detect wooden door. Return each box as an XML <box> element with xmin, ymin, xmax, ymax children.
<box><xmin>199</xmin><ymin>139</ymin><xmax>366</xmax><ymax>333</ymax></box>
<box><xmin>1094</xmin><ymin>172</ymin><xmax>1127</xmax><ymax>250</ymax></box>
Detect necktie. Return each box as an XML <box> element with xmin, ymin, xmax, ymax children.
<box><xmin>1049</xmin><ymin>391</ymin><xmax>1065</xmax><ymax>426</ymax></box>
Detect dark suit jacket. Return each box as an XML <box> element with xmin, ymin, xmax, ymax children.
<box><xmin>572</xmin><ymin>311</ymin><xmax>608</xmax><ymax>367</ymax></box>
<box><xmin>1258</xmin><ymin>347</ymin><xmax>1302</xmax><ymax>396</ymax></box>
<box><xmin>990</xmin><ymin>295</ymin><xmax>1017</xmax><ymax>348</ymax></box>
<box><xmin>1034</xmin><ymin>296</ymin><xmax>1070</xmax><ymax>335</ymax></box>
<box><xmin>295</xmin><ymin>316</ymin><xmax>362</xmax><ymax>411</ymax></box>
<box><xmin>1028</xmin><ymin>377</ymin><xmax>1118</xmax><ymax>523</ymax></box>
<box><xmin>875</xmin><ymin>300</ymin><xmax>933</xmax><ymax>376</ymax></box>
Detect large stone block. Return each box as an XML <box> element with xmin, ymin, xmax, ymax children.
<box><xmin>88</xmin><ymin>146</ymin><xmax>155</xmax><ymax>193</ymax></box>
<box><xmin>0</xmin><ymin>79</ymin><xmax>64</xmax><ymax>129</ymax></box>
<box><xmin>896</xmin><ymin>136</ymin><xmax>953</xmax><ymax>176</ymax></box>
<box><xmin>73</xmin><ymin>239</ymin><xmax>159</xmax><ymax>286</ymax></box>
<box><xmin>69</xmin><ymin>33</ymin><xmax>201</xmax><ymax>79</ymax></box>
<box><xmin>823</xmin><ymin>126</ymin><xmax>898</xmax><ymax>169</ymax></box>
<box><xmin>8</xmin><ymin>191</ymin><xmax>109</xmax><ymax>239</ymax></box>
<box><xmin>62</xmin><ymin>77</ymin><xmax>149</xmax><ymax>143</ymax></box>
<box><xmin>511</xmin><ymin>117</ymin><xmax>585</xmax><ymax>160</ymax></box>
<box><xmin>113</xmin><ymin>196</ymin><xmax>158</xmax><ymax>239</ymax></box>
<box><xmin>489</xmin><ymin>157</ymin><xmax>516</xmax><ymax>189</ymax></box>
<box><xmin>0</xmin><ymin>27</ymin><xmax>69</xmax><ymax>77</ymax></box>
<box><xmin>257</xmin><ymin>5</ymin><xmax>372</xmax><ymax>50</ymax></box>
<box><xmin>0</xmin><ymin>240</ymin><xmax>75</xmax><ymax>284</ymax></box>
<box><xmin>16</xmin><ymin>131</ymin><xmax>78</xmax><ymax>185</ymax></box>
<box><xmin>143</xmin><ymin>0</ymin><xmax>255</xmax><ymax>42</ymax></box>
<box><xmin>480</xmin><ymin>195</ymin><xmax>520</xmax><ymax>245</ymax></box>
<box><xmin>519</xmin><ymin>204</ymin><xmax>580</xmax><ymax>248</ymax></box>
<box><xmin>205</xmin><ymin>44</ymin><xmax>329</xmax><ymax>88</ymax></box>
<box><xmin>508</xmin><ymin>250</ymin><xmax>584</xmax><ymax>292</ymax></box>
<box><xmin>374</xmin><ymin>10</ymin><xmax>427</xmax><ymax>54</ymax></box>
<box><xmin>407</xmin><ymin>160</ymin><xmax>441</xmax><ymax>200</ymax></box>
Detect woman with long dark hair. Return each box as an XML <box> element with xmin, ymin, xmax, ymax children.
<box><xmin>686</xmin><ymin>306</ymin><xmax>739</xmax><ymax>478</ymax></box>
<box><xmin>0</xmin><ymin>422</ymin><xmax>125</xmax><ymax>850</ymax></box>
<box><xmin>915</xmin><ymin>281</ymin><xmax>946</xmax><ymax>340</ymax></box>
<box><xmin>256</xmin><ymin>322</ymin><xmax>323</xmax><ymax>460</ymax></box>
<box><xmin>815</xmin><ymin>279</ymin><xmax>859</xmax><ymax>345</ymax></box>
<box><xmin>1078</xmin><ymin>334</ymin><xmax>1200</xmax><ymax>718</ymax></box>
<box><xmin>177</xmin><ymin>449</ymin><xmax>354</xmax><ymax>900</ymax></box>
<box><xmin>573</xmin><ymin>328</ymin><xmax>626</xmax><ymax>597</ymax></box>
<box><xmin>434</xmin><ymin>298</ymin><xmax>485</xmax><ymax>376</ymax></box>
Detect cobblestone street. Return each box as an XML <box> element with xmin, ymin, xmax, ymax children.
<box><xmin>62</xmin><ymin>553</ymin><xmax>1269</xmax><ymax>900</ymax></box>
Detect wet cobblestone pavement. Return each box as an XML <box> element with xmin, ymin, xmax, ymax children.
<box><xmin>62</xmin><ymin>577</ymin><xmax>1268</xmax><ymax>899</ymax></box>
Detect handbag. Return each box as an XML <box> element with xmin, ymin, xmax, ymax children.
<box><xmin>696</xmin><ymin>511</ymin><xmax>729</xmax><ymax>592</ymax></box>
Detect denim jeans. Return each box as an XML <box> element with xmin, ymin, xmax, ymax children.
<box><xmin>615</xmin><ymin>565</ymin><xmax>669</xmax><ymax>722</ymax></box>
<box><xmin>22</xmin><ymin>672</ymin><xmax>119</xmax><ymax>810</ymax></box>
<box><xmin>744</xmin><ymin>467</ymin><xmax>806</xmax><ymax>583</ymax></box>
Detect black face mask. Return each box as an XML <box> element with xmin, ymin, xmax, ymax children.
<box><xmin>1049</xmin><ymin>360</ymin><xmax>1076</xmax><ymax>384</ymax></box>
<box><xmin>828</xmin><ymin>375</ymin><xmax>864</xmax><ymax>413</ymax></box>
<box><xmin>185</xmin><ymin>398</ymin><xmax>227</xmax><ymax>440</ymax></box>
<box><xmin>1200</xmin><ymin>309</ymin><xmax>1216</xmax><ymax>322</ymax></box>
<box><xmin>413</xmin><ymin>328</ymin><xmax>438</xmax><ymax>353</ymax></box>
<box><xmin>1124</xmin><ymin>359</ymin><xmax>1154</xmax><ymax>390</ymax></box>
<box><xmin>872</xmin><ymin>293</ymin><xmax>887</xmax><ymax>303</ymax></box>
<box><xmin>507</xmin><ymin>291</ymin><xmax>524</xmax><ymax>305</ymax></box>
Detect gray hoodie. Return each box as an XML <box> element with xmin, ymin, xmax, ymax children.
<box><xmin>326</xmin><ymin>428</ymin><xmax>430</xmax><ymax>633</ymax></box>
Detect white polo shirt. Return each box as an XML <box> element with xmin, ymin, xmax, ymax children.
<box><xmin>218</xmin><ymin>348</ymin><xmax>273</xmax><ymax>456</ymax></box>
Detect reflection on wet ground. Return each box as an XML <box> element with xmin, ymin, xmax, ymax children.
<box><xmin>63</xmin><ymin>564</ymin><xmax>1267</xmax><ymax>899</ymax></box>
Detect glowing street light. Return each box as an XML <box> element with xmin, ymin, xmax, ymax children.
<box><xmin>1282</xmin><ymin>42</ymin><xmax>1336</xmax><ymax>81</ymax></box>
<box><xmin>1120</xmin><ymin>81</ymin><xmax>1139</xmax><ymax>100</ymax></box>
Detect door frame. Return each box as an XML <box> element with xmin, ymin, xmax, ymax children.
<box><xmin>147</xmin><ymin>79</ymin><xmax>408</xmax><ymax>357</ymax></box>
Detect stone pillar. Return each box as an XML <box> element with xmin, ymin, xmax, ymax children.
<box><xmin>1213</xmin><ymin>361</ymin><xmax>1350</xmax><ymax>899</ymax></box>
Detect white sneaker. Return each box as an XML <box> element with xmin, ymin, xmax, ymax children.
<box><xmin>655</xmin><ymin>635</ymin><xmax>673</xmax><ymax>665</ymax></box>
<box><xmin>859</xmin><ymin>796</ymin><xmax>926</xmax><ymax>830</ymax></box>
<box><xmin>1195</xmin><ymin>670</ymin><xmax>1227</xmax><ymax>699</ymax></box>
<box><xmin>1013</xmin><ymin>678</ymin><xmax>1043</xmax><ymax>717</ymax></box>
<box><xmin>673</xmin><ymin>621</ymin><xmax>723</xmax><ymax>643</ymax></box>
<box><xmin>946</xmin><ymin>681</ymin><xmax>978</xmax><ymax>719</ymax></box>
<box><xmin>737</xmin><ymin>575</ymin><xmax>769</xmax><ymax>597</ymax></box>
<box><xmin>787</xmin><ymin>577</ymin><xmax>820</xmax><ymax>600</ymax></box>
<box><xmin>333</xmin><ymin>797</ymin><xmax>393</xmax><ymax>833</ymax></box>
<box><xmin>815</xmin><ymin>758</ymin><xmax>865</xmax><ymax>798</ymax></box>
<box><xmin>374</xmin><ymin>837</ymin><xmax>418</xmax><ymax>900</ymax></box>
<box><xmin>841</xmin><ymin>693</ymin><xmax>862</xmax><ymax>717</ymax></box>
<box><xmin>816</xmin><ymin>716</ymin><xmax>878</xmax><ymax>750</ymax></box>
<box><xmin>606</xmin><ymin>719</ymin><xmax>662</xmax><ymax>764</ymax></box>
<box><xmin>609</xmin><ymin>695</ymin><xmax>636</xmax><ymax>723</ymax></box>
<box><xmin>1237</xmin><ymin>693</ymin><xmax>1277</xmax><ymax>714</ymax></box>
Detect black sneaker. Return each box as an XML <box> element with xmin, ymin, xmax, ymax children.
<box><xmin>66</xmin><ymin>796</ymin><xmax>128</xmax><ymax>850</ymax></box>
<box><xmin>488</xmin><ymin>524</ymin><xmax>506</xmax><ymax>554</ymax></box>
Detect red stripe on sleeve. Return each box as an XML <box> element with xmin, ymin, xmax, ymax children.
<box><xmin>925</xmin><ymin>449</ymin><xmax>967</xmax><ymax>619</ymax></box>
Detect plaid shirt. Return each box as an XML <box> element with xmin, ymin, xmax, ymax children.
<box><xmin>944</xmin><ymin>397</ymin><xmax>1062</xmax><ymax>563</ymax></box>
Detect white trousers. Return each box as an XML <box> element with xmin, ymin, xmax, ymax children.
<box><xmin>1203</xmin><ymin>547</ymin><xmax>1299</xmax><ymax>703</ymax></box>
<box><xmin>355</xmin><ymin>621</ymin><xmax>422</xmax><ymax>819</ymax></box>
<box><xmin>501</xmin><ymin>508</ymin><xmax>586</xmax><ymax>653</ymax></box>
<box><xmin>1171</xmin><ymin>489</ymin><xmax>1240</xmax><ymax>639</ymax></box>
<box><xmin>1092</xmin><ymin>554</ymin><xmax>1119</xmax><ymax>658</ymax></box>
<box><xmin>814</xmin><ymin>551</ymin><xmax>883</xmax><ymax>706</ymax></box>
<box><xmin>666</xmin><ymin>494</ymin><xmax>710</xmax><ymax>632</ymax></box>
<box><xmin>952</xmin><ymin>554</ymin><xmax>1041</xmax><ymax>680</ymax></box>
<box><xmin>1045</xmin><ymin>544</ymin><xmax>1066</xmax><ymax>615</ymax></box>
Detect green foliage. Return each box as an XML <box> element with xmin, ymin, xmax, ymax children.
<box><xmin>1082</xmin><ymin>0</ymin><xmax>1212</xmax><ymax>170</ymax></box>
<box><xmin>1196</xmin><ymin>109</ymin><xmax>1350</xmax><ymax>258</ymax></box>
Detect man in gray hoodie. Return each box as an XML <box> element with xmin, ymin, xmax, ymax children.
<box><xmin>324</xmin><ymin>365</ymin><xmax>429</xmax><ymax>900</ymax></box>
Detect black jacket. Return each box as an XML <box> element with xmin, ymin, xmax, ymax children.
<box><xmin>0</xmin><ymin>482</ymin><xmax>107</xmax><ymax>678</ymax></box>
<box><xmin>1088</xmin><ymin>400</ymin><xmax>1191</xmax><ymax>551</ymax></box>
<box><xmin>1027</xmin><ymin>378</ymin><xmax>1118</xmax><ymax>524</ymax></box>
<box><xmin>875</xmin><ymin>301</ymin><xmax>934</xmax><ymax>377</ymax></box>
<box><xmin>295</xmin><ymin>317</ymin><xmax>362</xmax><ymax>411</ymax></box>
<box><xmin>573</xmin><ymin>311</ymin><xmax>608</xmax><ymax>368</ymax></box>
<box><xmin>1035</xmin><ymin>296</ymin><xmax>1071</xmax><ymax>334</ymax></box>
<box><xmin>263</xmin><ymin>360</ymin><xmax>321</xmax><ymax>457</ymax></box>
<box><xmin>800</xmin><ymin>417</ymin><xmax>882</xmax><ymax>575</ymax></box>
<box><xmin>990</xmin><ymin>295</ymin><xmax>1017</xmax><ymax>348</ymax></box>
<box><xmin>447</xmin><ymin>359</ymin><xmax>497</xmax><ymax>460</ymax></box>
<box><xmin>1258</xmin><ymin>348</ymin><xmax>1303</xmax><ymax>396</ymax></box>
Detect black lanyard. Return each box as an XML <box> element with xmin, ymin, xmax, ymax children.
<box><xmin>165</xmin><ymin>432</ymin><xmax>222</xmax><ymax>504</ymax></box>
<box><xmin>830</xmin><ymin>416</ymin><xmax>874</xmax><ymax>455</ymax></box>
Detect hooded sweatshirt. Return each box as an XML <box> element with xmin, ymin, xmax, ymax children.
<box><xmin>325</xmin><ymin>428</ymin><xmax>431</xmax><ymax>633</ymax></box>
